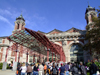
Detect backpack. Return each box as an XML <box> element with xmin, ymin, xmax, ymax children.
<box><xmin>73</xmin><ymin>67</ymin><xmax>79</xmax><ymax>74</ymax></box>
<box><xmin>44</xmin><ymin>65</ymin><xmax>47</xmax><ymax>70</ymax></box>
<box><xmin>47</xmin><ymin>68</ymin><xmax>51</xmax><ymax>74</ymax></box>
<box><xmin>52</xmin><ymin>68</ymin><xmax>57</xmax><ymax>74</ymax></box>
<box><xmin>81</xmin><ymin>65</ymin><xmax>86</xmax><ymax>75</ymax></box>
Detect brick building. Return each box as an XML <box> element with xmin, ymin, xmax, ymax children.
<box><xmin>0</xmin><ymin>5</ymin><xmax>97</xmax><ymax>63</ymax></box>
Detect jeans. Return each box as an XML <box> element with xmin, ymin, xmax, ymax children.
<box><xmin>27</xmin><ymin>72</ymin><xmax>32</xmax><ymax>75</ymax></box>
<box><xmin>33</xmin><ymin>71</ymin><xmax>38</xmax><ymax>75</ymax></box>
<box><xmin>92</xmin><ymin>73</ymin><xmax>97</xmax><ymax>75</ymax></box>
<box><xmin>21</xmin><ymin>72</ymin><xmax>25</xmax><ymax>75</ymax></box>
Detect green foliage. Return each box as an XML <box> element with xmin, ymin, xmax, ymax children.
<box><xmin>0</xmin><ymin>63</ymin><xmax>3</xmax><ymax>69</ymax></box>
<box><xmin>83</xmin><ymin>7</ymin><xmax>100</xmax><ymax>54</ymax></box>
<box><xmin>87</xmin><ymin>62</ymin><xmax>92</xmax><ymax>67</ymax></box>
<box><xmin>87</xmin><ymin>61</ymin><xmax>100</xmax><ymax>69</ymax></box>
<box><xmin>0</xmin><ymin>63</ymin><xmax>10</xmax><ymax>69</ymax></box>
<box><xmin>7</xmin><ymin>64</ymin><xmax>10</xmax><ymax>69</ymax></box>
<box><xmin>95</xmin><ymin>61</ymin><xmax>100</xmax><ymax>69</ymax></box>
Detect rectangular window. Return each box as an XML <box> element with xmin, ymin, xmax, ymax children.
<box><xmin>0</xmin><ymin>54</ymin><xmax>1</xmax><ymax>59</ymax></box>
<box><xmin>0</xmin><ymin>47</ymin><xmax>1</xmax><ymax>52</ymax></box>
<box><xmin>0</xmin><ymin>39</ymin><xmax>2</xmax><ymax>43</ymax></box>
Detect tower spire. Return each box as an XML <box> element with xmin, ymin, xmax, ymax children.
<box><xmin>21</xmin><ymin>11</ymin><xmax>22</xmax><ymax>16</ymax></box>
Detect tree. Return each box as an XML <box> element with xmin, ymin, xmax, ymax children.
<box><xmin>83</xmin><ymin>6</ymin><xmax>100</xmax><ymax>58</ymax></box>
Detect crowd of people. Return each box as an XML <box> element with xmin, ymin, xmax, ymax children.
<box><xmin>16</xmin><ymin>61</ymin><xmax>98</xmax><ymax>75</ymax></box>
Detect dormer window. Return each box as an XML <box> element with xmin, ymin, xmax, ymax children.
<box><xmin>0</xmin><ymin>39</ymin><xmax>2</xmax><ymax>43</ymax></box>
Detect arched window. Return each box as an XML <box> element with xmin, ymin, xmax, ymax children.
<box><xmin>17</xmin><ymin>24</ymin><xmax>19</xmax><ymax>29</ymax></box>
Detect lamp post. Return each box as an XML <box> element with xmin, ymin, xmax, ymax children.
<box><xmin>14</xmin><ymin>49</ymin><xmax>19</xmax><ymax>62</ymax></box>
<box><xmin>26</xmin><ymin>52</ymin><xmax>29</xmax><ymax>63</ymax></box>
<box><xmin>33</xmin><ymin>53</ymin><xmax>35</xmax><ymax>63</ymax></box>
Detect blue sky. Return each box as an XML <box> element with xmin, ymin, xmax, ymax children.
<box><xmin>0</xmin><ymin>0</ymin><xmax>100</xmax><ymax>36</ymax></box>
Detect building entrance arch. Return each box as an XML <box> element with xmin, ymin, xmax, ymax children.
<box><xmin>67</xmin><ymin>41</ymin><xmax>84</xmax><ymax>62</ymax></box>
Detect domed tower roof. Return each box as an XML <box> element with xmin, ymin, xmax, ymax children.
<box><xmin>85</xmin><ymin>5</ymin><xmax>95</xmax><ymax>14</ymax></box>
<box><xmin>16</xmin><ymin>14</ymin><xmax>25</xmax><ymax>21</ymax></box>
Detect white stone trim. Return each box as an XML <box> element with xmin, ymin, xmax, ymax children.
<box><xmin>67</xmin><ymin>41</ymin><xmax>84</xmax><ymax>49</ymax></box>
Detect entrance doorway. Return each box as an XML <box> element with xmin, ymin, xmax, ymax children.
<box><xmin>70</xmin><ymin>43</ymin><xmax>83</xmax><ymax>62</ymax></box>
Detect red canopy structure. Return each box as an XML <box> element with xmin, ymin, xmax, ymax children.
<box><xmin>6</xmin><ymin>28</ymin><xmax>65</xmax><ymax>62</ymax></box>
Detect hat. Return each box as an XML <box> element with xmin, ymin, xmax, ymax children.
<box><xmin>61</xmin><ymin>63</ymin><xmax>63</xmax><ymax>66</ymax></box>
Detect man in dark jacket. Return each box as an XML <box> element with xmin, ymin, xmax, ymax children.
<box><xmin>90</xmin><ymin>61</ymin><xmax>97</xmax><ymax>75</ymax></box>
<box><xmin>70</xmin><ymin>63</ymin><xmax>79</xmax><ymax>75</ymax></box>
<box><xmin>80</xmin><ymin>62</ymin><xmax>87</xmax><ymax>75</ymax></box>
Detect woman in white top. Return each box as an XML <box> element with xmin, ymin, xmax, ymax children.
<box><xmin>20</xmin><ymin>63</ymin><xmax>27</xmax><ymax>75</ymax></box>
<box><xmin>39</xmin><ymin>63</ymin><xmax>44</xmax><ymax>75</ymax></box>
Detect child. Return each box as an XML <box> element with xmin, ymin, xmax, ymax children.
<box><xmin>66</xmin><ymin>70</ymin><xmax>70</xmax><ymax>75</ymax></box>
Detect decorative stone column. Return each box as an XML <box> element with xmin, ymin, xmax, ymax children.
<box><xmin>26</xmin><ymin>52</ymin><xmax>29</xmax><ymax>63</ymax></box>
<box><xmin>13</xmin><ymin>45</ymin><xmax>18</xmax><ymax>71</ymax></box>
<box><xmin>55</xmin><ymin>54</ymin><xmax>56</xmax><ymax>62</ymax></box>
<box><xmin>2</xmin><ymin>47</ymin><xmax>9</xmax><ymax>70</ymax></box>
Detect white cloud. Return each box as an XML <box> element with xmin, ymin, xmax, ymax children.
<box><xmin>0</xmin><ymin>15</ymin><xmax>14</xmax><ymax>28</ymax></box>
<box><xmin>0</xmin><ymin>9</ymin><xmax>12</xmax><ymax>15</ymax></box>
<box><xmin>0</xmin><ymin>8</ymin><xmax>20</xmax><ymax>19</ymax></box>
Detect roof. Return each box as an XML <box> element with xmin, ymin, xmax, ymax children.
<box><xmin>85</xmin><ymin>5</ymin><xmax>95</xmax><ymax>14</ymax></box>
<box><xmin>7</xmin><ymin>28</ymin><xmax>62</xmax><ymax>55</ymax></box>
<box><xmin>47</xmin><ymin>29</ymin><xmax>63</xmax><ymax>34</ymax></box>
<box><xmin>65</xmin><ymin>27</ymin><xmax>82</xmax><ymax>32</ymax></box>
<box><xmin>37</xmin><ymin>30</ymin><xmax>45</xmax><ymax>34</ymax></box>
<box><xmin>16</xmin><ymin>14</ymin><xmax>25</xmax><ymax>21</ymax></box>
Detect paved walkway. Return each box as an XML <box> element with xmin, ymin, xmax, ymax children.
<box><xmin>0</xmin><ymin>70</ymin><xmax>16</xmax><ymax>75</ymax></box>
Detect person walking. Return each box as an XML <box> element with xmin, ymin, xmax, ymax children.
<box><xmin>44</xmin><ymin>63</ymin><xmax>47</xmax><ymax>75</ymax></box>
<box><xmin>90</xmin><ymin>61</ymin><xmax>97</xmax><ymax>75</ymax></box>
<box><xmin>16</xmin><ymin>63</ymin><xmax>22</xmax><ymax>75</ymax></box>
<box><xmin>51</xmin><ymin>63</ymin><xmax>57</xmax><ymax>75</ymax></box>
<box><xmin>16</xmin><ymin>64</ymin><xmax>20</xmax><ymax>75</ymax></box>
<box><xmin>66</xmin><ymin>70</ymin><xmax>70</xmax><ymax>75</ymax></box>
<box><xmin>59</xmin><ymin>63</ymin><xmax>66</xmax><ymax>75</ymax></box>
<box><xmin>20</xmin><ymin>63</ymin><xmax>27</xmax><ymax>75</ymax></box>
<box><xmin>39</xmin><ymin>63</ymin><xmax>44</xmax><ymax>75</ymax></box>
<box><xmin>70</xmin><ymin>63</ymin><xmax>79</xmax><ymax>75</ymax></box>
<box><xmin>26</xmin><ymin>64</ymin><xmax>33</xmax><ymax>75</ymax></box>
<box><xmin>65</xmin><ymin>63</ymin><xmax>69</xmax><ymax>72</ymax></box>
<box><xmin>80</xmin><ymin>62</ymin><xmax>87</xmax><ymax>75</ymax></box>
<box><xmin>33</xmin><ymin>63</ymin><xmax>39</xmax><ymax>75</ymax></box>
<box><xmin>56</xmin><ymin>63</ymin><xmax>59</xmax><ymax>75</ymax></box>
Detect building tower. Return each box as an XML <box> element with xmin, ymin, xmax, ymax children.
<box><xmin>85</xmin><ymin>5</ymin><xmax>97</xmax><ymax>26</ymax></box>
<box><xmin>13</xmin><ymin>14</ymin><xmax>25</xmax><ymax>32</ymax></box>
